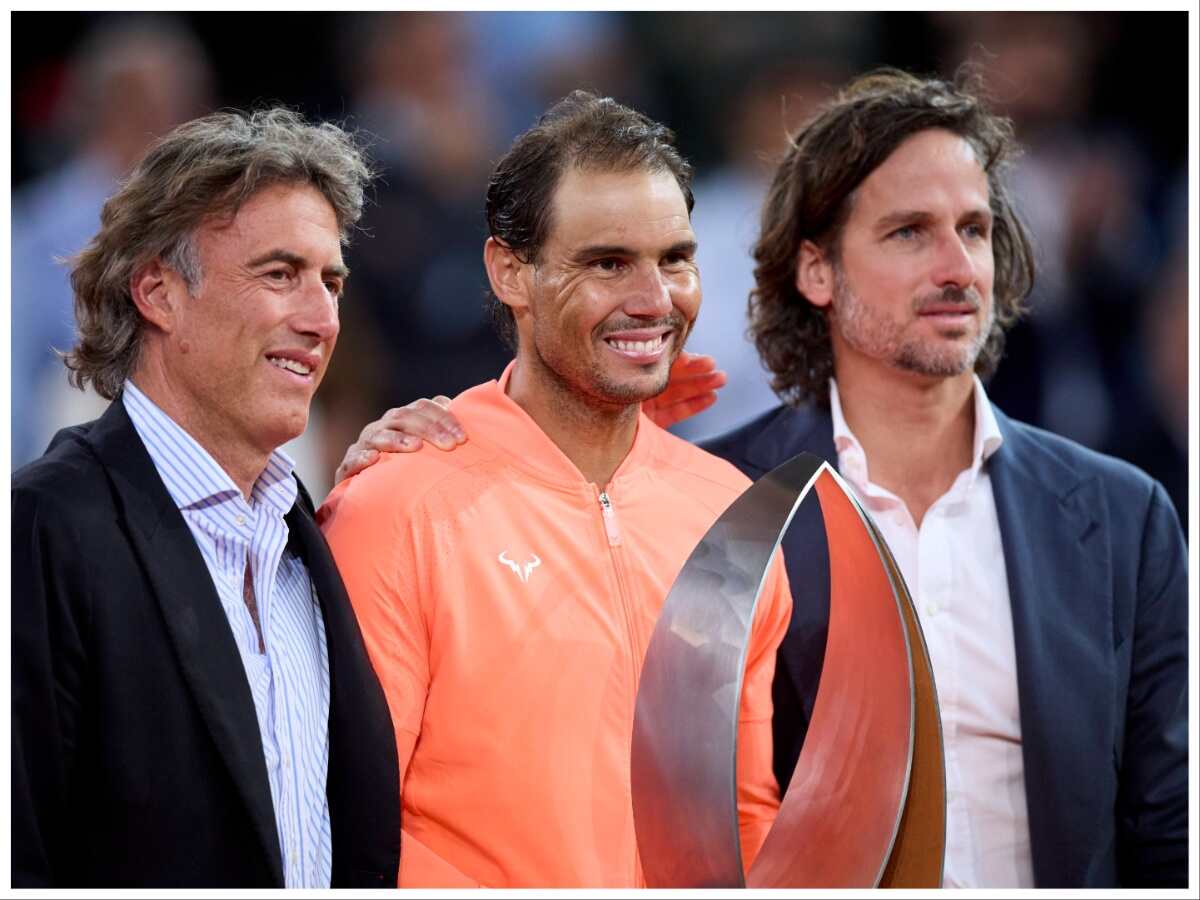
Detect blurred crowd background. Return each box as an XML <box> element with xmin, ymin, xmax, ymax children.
<box><xmin>10</xmin><ymin>11</ymin><xmax>1190</xmax><ymax>532</ymax></box>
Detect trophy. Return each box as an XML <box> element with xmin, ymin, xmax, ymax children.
<box><xmin>631</xmin><ymin>453</ymin><xmax>946</xmax><ymax>887</ymax></box>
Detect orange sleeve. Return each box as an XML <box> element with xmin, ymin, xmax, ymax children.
<box><xmin>735</xmin><ymin>549</ymin><xmax>792</xmax><ymax>873</ymax></box>
<box><xmin>319</xmin><ymin>465</ymin><xmax>429</xmax><ymax>782</ymax></box>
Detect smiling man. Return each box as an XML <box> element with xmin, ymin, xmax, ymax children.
<box><xmin>318</xmin><ymin>91</ymin><xmax>791</xmax><ymax>887</ymax></box>
<box><xmin>11</xmin><ymin>109</ymin><xmax>399</xmax><ymax>887</ymax></box>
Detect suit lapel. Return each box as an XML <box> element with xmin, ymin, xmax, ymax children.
<box><xmin>741</xmin><ymin>406</ymin><xmax>838</xmax><ymax>787</ymax></box>
<box><xmin>86</xmin><ymin>400</ymin><xmax>284</xmax><ymax>886</ymax></box>
<box><xmin>286</xmin><ymin>487</ymin><xmax>402</xmax><ymax>884</ymax></box>
<box><xmin>988</xmin><ymin>408</ymin><xmax>1112</xmax><ymax>887</ymax></box>
<box><xmin>744</xmin><ymin>404</ymin><xmax>838</xmax><ymax>475</ymax></box>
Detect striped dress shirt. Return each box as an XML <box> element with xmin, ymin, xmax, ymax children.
<box><xmin>123</xmin><ymin>381</ymin><xmax>333</xmax><ymax>887</ymax></box>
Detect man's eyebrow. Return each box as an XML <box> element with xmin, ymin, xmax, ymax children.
<box><xmin>247</xmin><ymin>249</ymin><xmax>305</xmax><ymax>269</ymax></box>
<box><xmin>664</xmin><ymin>239</ymin><xmax>698</xmax><ymax>256</ymax></box>
<box><xmin>570</xmin><ymin>239</ymin><xmax>698</xmax><ymax>261</ymax></box>
<box><xmin>247</xmin><ymin>249</ymin><xmax>349</xmax><ymax>279</ymax></box>
<box><xmin>875</xmin><ymin>207</ymin><xmax>994</xmax><ymax>231</ymax></box>
<box><xmin>571</xmin><ymin>244</ymin><xmax>635</xmax><ymax>262</ymax></box>
<box><xmin>874</xmin><ymin>209</ymin><xmax>934</xmax><ymax>231</ymax></box>
<box><xmin>960</xmin><ymin>206</ymin><xmax>994</xmax><ymax>223</ymax></box>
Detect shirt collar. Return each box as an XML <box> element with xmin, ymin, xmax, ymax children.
<box><xmin>122</xmin><ymin>380</ymin><xmax>298</xmax><ymax>517</ymax></box>
<box><xmin>829</xmin><ymin>375</ymin><xmax>1003</xmax><ymax>490</ymax></box>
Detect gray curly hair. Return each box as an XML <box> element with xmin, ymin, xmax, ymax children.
<box><xmin>64</xmin><ymin>107</ymin><xmax>375</xmax><ymax>399</ymax></box>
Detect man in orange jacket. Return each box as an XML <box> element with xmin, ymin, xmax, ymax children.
<box><xmin>318</xmin><ymin>91</ymin><xmax>791</xmax><ymax>888</ymax></box>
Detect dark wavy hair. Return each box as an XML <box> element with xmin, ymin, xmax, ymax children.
<box><xmin>749</xmin><ymin>67</ymin><xmax>1035</xmax><ymax>407</ymax></box>
<box><xmin>485</xmin><ymin>90</ymin><xmax>694</xmax><ymax>349</ymax></box>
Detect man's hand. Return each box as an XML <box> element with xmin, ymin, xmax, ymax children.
<box><xmin>334</xmin><ymin>397</ymin><xmax>466</xmax><ymax>484</ymax></box>
<box><xmin>642</xmin><ymin>352</ymin><xmax>727</xmax><ymax>428</ymax></box>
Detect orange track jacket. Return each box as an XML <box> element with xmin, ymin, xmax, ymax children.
<box><xmin>319</xmin><ymin>365</ymin><xmax>791</xmax><ymax>887</ymax></box>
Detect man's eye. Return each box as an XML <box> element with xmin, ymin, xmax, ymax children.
<box><xmin>265</xmin><ymin>269</ymin><xmax>292</xmax><ymax>282</ymax></box>
<box><xmin>595</xmin><ymin>258</ymin><xmax>624</xmax><ymax>272</ymax></box>
<box><xmin>324</xmin><ymin>281</ymin><xmax>343</xmax><ymax>298</ymax></box>
<box><xmin>889</xmin><ymin>225</ymin><xmax>918</xmax><ymax>240</ymax></box>
<box><xmin>961</xmin><ymin>223</ymin><xmax>989</xmax><ymax>240</ymax></box>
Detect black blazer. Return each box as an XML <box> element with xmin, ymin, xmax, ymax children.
<box><xmin>11</xmin><ymin>398</ymin><xmax>400</xmax><ymax>887</ymax></box>
<box><xmin>703</xmin><ymin>402</ymin><xmax>1188</xmax><ymax>888</ymax></box>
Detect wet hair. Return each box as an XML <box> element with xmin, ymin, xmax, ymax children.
<box><xmin>65</xmin><ymin>107</ymin><xmax>374</xmax><ymax>399</ymax></box>
<box><xmin>484</xmin><ymin>90</ymin><xmax>694</xmax><ymax>349</ymax></box>
<box><xmin>749</xmin><ymin>67</ymin><xmax>1035</xmax><ymax>406</ymax></box>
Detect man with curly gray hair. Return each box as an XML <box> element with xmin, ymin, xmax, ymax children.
<box><xmin>11</xmin><ymin>108</ymin><xmax>401</xmax><ymax>887</ymax></box>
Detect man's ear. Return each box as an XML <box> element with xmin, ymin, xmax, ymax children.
<box><xmin>483</xmin><ymin>237</ymin><xmax>530</xmax><ymax>314</ymax></box>
<box><xmin>795</xmin><ymin>239</ymin><xmax>834</xmax><ymax>309</ymax></box>
<box><xmin>129</xmin><ymin>259</ymin><xmax>185</xmax><ymax>333</ymax></box>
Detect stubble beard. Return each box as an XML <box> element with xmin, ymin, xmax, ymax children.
<box><xmin>532</xmin><ymin>314</ymin><xmax>687</xmax><ymax>409</ymax></box>
<box><xmin>831</xmin><ymin>267</ymin><xmax>994</xmax><ymax>378</ymax></box>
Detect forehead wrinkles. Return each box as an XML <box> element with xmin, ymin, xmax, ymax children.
<box><xmin>547</xmin><ymin>166</ymin><xmax>689</xmax><ymax>248</ymax></box>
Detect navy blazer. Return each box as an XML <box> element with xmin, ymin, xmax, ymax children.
<box><xmin>11</xmin><ymin>399</ymin><xmax>401</xmax><ymax>887</ymax></box>
<box><xmin>703</xmin><ymin>402</ymin><xmax>1188</xmax><ymax>888</ymax></box>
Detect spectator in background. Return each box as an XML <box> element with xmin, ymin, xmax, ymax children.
<box><xmin>317</xmin><ymin>12</ymin><xmax>511</xmax><ymax>484</ymax></box>
<box><xmin>469</xmin><ymin>11</ymin><xmax>652</xmax><ymax>141</ymax></box>
<box><xmin>672</xmin><ymin>59</ymin><xmax>849</xmax><ymax>442</ymax></box>
<box><xmin>937</xmin><ymin>13</ymin><xmax>1169</xmax><ymax>461</ymax></box>
<box><xmin>11</xmin><ymin>16</ymin><xmax>212</xmax><ymax>467</ymax></box>
<box><xmin>1110</xmin><ymin>235</ymin><xmax>1190</xmax><ymax>533</ymax></box>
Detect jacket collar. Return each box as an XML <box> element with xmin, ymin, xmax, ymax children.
<box><xmin>460</xmin><ymin>360</ymin><xmax>665</xmax><ymax>491</ymax></box>
<box><xmin>84</xmin><ymin>398</ymin><xmax>286</xmax><ymax>885</ymax></box>
<box><xmin>743</xmin><ymin>403</ymin><xmax>838</xmax><ymax>475</ymax></box>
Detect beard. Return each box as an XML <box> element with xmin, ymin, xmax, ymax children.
<box><xmin>831</xmin><ymin>267</ymin><xmax>994</xmax><ymax>378</ymax></box>
<box><xmin>531</xmin><ymin>312</ymin><xmax>690</xmax><ymax>409</ymax></box>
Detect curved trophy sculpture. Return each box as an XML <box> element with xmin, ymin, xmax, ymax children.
<box><xmin>631</xmin><ymin>453</ymin><xmax>945</xmax><ymax>887</ymax></box>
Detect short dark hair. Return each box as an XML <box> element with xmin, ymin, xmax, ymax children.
<box><xmin>484</xmin><ymin>90</ymin><xmax>694</xmax><ymax>349</ymax></box>
<box><xmin>66</xmin><ymin>107</ymin><xmax>374</xmax><ymax>400</ymax></box>
<box><xmin>749</xmin><ymin>67</ymin><xmax>1036</xmax><ymax>406</ymax></box>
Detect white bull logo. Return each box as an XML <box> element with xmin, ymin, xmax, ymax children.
<box><xmin>498</xmin><ymin>551</ymin><xmax>541</xmax><ymax>583</ymax></box>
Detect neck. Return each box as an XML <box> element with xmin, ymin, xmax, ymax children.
<box><xmin>129</xmin><ymin>368</ymin><xmax>268</xmax><ymax>501</ymax></box>
<box><xmin>833</xmin><ymin>360</ymin><xmax>976</xmax><ymax>526</ymax></box>
<box><xmin>506</xmin><ymin>356</ymin><xmax>641</xmax><ymax>488</ymax></box>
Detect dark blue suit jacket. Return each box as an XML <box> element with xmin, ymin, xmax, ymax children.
<box><xmin>703</xmin><ymin>402</ymin><xmax>1188</xmax><ymax>888</ymax></box>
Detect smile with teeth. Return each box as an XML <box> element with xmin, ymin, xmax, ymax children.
<box><xmin>606</xmin><ymin>335</ymin><xmax>667</xmax><ymax>354</ymax></box>
<box><xmin>267</xmin><ymin>356</ymin><xmax>313</xmax><ymax>376</ymax></box>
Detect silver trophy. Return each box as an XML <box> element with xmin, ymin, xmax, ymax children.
<box><xmin>631</xmin><ymin>452</ymin><xmax>945</xmax><ymax>887</ymax></box>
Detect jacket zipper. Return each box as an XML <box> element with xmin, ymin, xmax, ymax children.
<box><xmin>598</xmin><ymin>490</ymin><xmax>622</xmax><ymax>546</ymax></box>
<box><xmin>596</xmin><ymin>486</ymin><xmax>646</xmax><ymax>886</ymax></box>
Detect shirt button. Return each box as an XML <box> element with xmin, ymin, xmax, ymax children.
<box><xmin>236</xmin><ymin>514</ymin><xmax>246</xmax><ymax>525</ymax></box>
<box><xmin>925</xmin><ymin>602</ymin><xmax>940</xmax><ymax>616</ymax></box>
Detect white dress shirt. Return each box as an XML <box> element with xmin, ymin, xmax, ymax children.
<box><xmin>828</xmin><ymin>377</ymin><xmax>1034</xmax><ymax>888</ymax></box>
<box><xmin>124</xmin><ymin>381</ymin><xmax>333</xmax><ymax>887</ymax></box>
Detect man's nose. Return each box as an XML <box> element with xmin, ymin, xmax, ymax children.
<box><xmin>624</xmin><ymin>265</ymin><xmax>673</xmax><ymax>317</ymax></box>
<box><xmin>931</xmin><ymin>232</ymin><xmax>977</xmax><ymax>289</ymax></box>
<box><xmin>294</xmin><ymin>277</ymin><xmax>340</xmax><ymax>342</ymax></box>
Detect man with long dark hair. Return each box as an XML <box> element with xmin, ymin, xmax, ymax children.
<box><xmin>705</xmin><ymin>69</ymin><xmax>1187</xmax><ymax>888</ymax></box>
